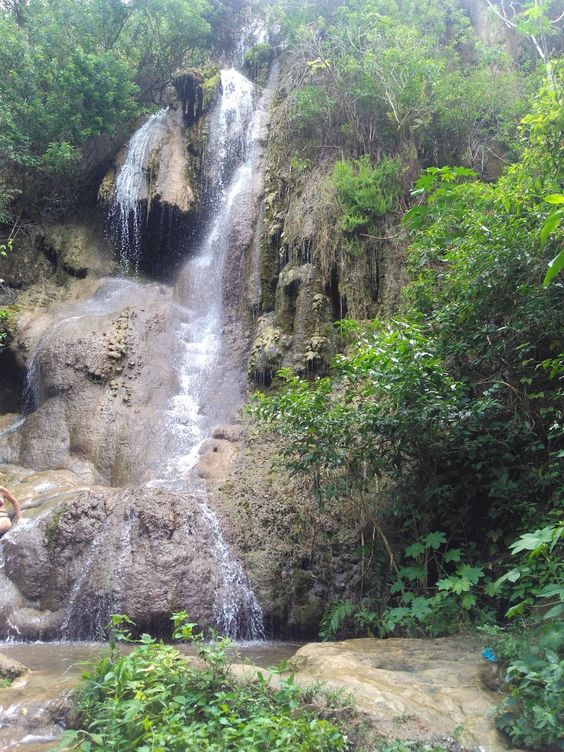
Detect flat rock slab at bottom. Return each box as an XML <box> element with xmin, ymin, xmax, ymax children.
<box><xmin>288</xmin><ymin>636</ymin><xmax>520</xmax><ymax>752</ymax></box>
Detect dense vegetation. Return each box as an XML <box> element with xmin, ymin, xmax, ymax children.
<box><xmin>0</xmin><ymin>0</ymin><xmax>245</xmax><ymax>224</ymax></box>
<box><xmin>0</xmin><ymin>0</ymin><xmax>562</xmax><ymax>748</ymax></box>
<box><xmin>251</xmin><ymin>2</ymin><xmax>563</xmax><ymax>748</ymax></box>
<box><xmin>66</xmin><ymin>613</ymin><xmax>467</xmax><ymax>752</ymax></box>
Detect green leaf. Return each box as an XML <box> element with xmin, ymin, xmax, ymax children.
<box><xmin>423</xmin><ymin>531</ymin><xmax>447</xmax><ymax>550</ymax></box>
<box><xmin>410</xmin><ymin>597</ymin><xmax>432</xmax><ymax>620</ymax></box>
<box><xmin>457</xmin><ymin>564</ymin><xmax>484</xmax><ymax>584</ymax></box>
<box><xmin>543</xmin><ymin>246</ymin><xmax>564</xmax><ymax>285</ymax></box>
<box><xmin>543</xmin><ymin>603</ymin><xmax>564</xmax><ymax>620</ymax></box>
<box><xmin>437</xmin><ymin>577</ymin><xmax>454</xmax><ymax>591</ymax></box>
<box><xmin>461</xmin><ymin>593</ymin><xmax>476</xmax><ymax>609</ymax></box>
<box><xmin>398</xmin><ymin>565</ymin><xmax>426</xmax><ymax>582</ymax></box>
<box><xmin>451</xmin><ymin>578</ymin><xmax>471</xmax><ymax>594</ymax></box>
<box><xmin>506</xmin><ymin>601</ymin><xmax>527</xmax><ymax>619</ymax></box>
<box><xmin>536</xmin><ymin>584</ymin><xmax>564</xmax><ymax>600</ymax></box>
<box><xmin>495</xmin><ymin>568</ymin><xmax>522</xmax><ymax>588</ymax></box>
<box><xmin>485</xmin><ymin>580</ymin><xmax>499</xmax><ymax>597</ymax></box>
<box><xmin>544</xmin><ymin>194</ymin><xmax>564</xmax><ymax>205</ymax></box>
<box><xmin>509</xmin><ymin>526</ymin><xmax>555</xmax><ymax>555</ymax></box>
<box><xmin>405</xmin><ymin>541</ymin><xmax>425</xmax><ymax>558</ymax></box>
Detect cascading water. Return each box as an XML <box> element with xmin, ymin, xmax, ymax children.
<box><xmin>106</xmin><ymin>67</ymin><xmax>268</xmax><ymax>640</ymax></box>
<box><xmin>0</xmin><ymin>52</ymin><xmax>272</xmax><ymax>644</ymax></box>
<box><xmin>158</xmin><ymin>69</ymin><xmax>256</xmax><ymax>477</ymax></box>
<box><xmin>108</xmin><ymin>109</ymin><xmax>168</xmax><ymax>270</ymax></box>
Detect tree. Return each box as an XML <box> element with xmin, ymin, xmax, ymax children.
<box><xmin>485</xmin><ymin>0</ymin><xmax>564</xmax><ymax>85</ymax></box>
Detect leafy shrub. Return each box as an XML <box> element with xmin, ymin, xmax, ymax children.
<box><xmin>290</xmin><ymin>85</ymin><xmax>334</xmax><ymax>132</ymax></box>
<box><xmin>380</xmin><ymin>532</ymin><xmax>494</xmax><ymax>637</ymax></box>
<box><xmin>333</xmin><ymin>155</ymin><xmax>402</xmax><ymax>233</ymax></box>
<box><xmin>485</xmin><ymin>523</ymin><xmax>563</xmax><ymax>750</ymax></box>
<box><xmin>319</xmin><ymin>532</ymin><xmax>495</xmax><ymax>641</ymax></box>
<box><xmin>64</xmin><ymin>613</ymin><xmax>347</xmax><ymax>752</ymax></box>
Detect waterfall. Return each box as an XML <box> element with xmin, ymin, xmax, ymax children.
<box><xmin>108</xmin><ymin>67</ymin><xmax>267</xmax><ymax>640</ymax></box>
<box><xmin>1</xmin><ymin>61</ymin><xmax>270</xmax><ymax>644</ymax></box>
<box><xmin>200</xmin><ymin>503</ymin><xmax>264</xmax><ymax>640</ymax></box>
<box><xmin>109</xmin><ymin>109</ymin><xmax>168</xmax><ymax>270</ymax></box>
<box><xmin>154</xmin><ymin>68</ymin><xmax>266</xmax><ymax>639</ymax></box>
<box><xmin>157</xmin><ymin>69</ymin><xmax>258</xmax><ymax>478</ymax></box>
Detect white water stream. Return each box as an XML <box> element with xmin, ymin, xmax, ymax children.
<box><xmin>109</xmin><ymin>109</ymin><xmax>168</xmax><ymax>269</ymax></box>
<box><xmin>159</xmin><ymin>69</ymin><xmax>256</xmax><ymax>477</ymax></box>
<box><xmin>110</xmin><ymin>68</ymin><xmax>267</xmax><ymax>639</ymax></box>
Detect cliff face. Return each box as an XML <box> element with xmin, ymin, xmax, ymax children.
<box><xmin>244</xmin><ymin>0</ymin><xmax>525</xmax><ymax>386</ymax></box>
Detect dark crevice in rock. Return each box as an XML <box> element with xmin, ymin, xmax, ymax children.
<box><xmin>172</xmin><ymin>68</ymin><xmax>205</xmax><ymax>126</ymax></box>
<box><xmin>142</xmin><ymin>201</ymin><xmax>198</xmax><ymax>281</ymax></box>
<box><xmin>0</xmin><ymin>348</ymin><xmax>25</xmax><ymax>414</ymax></box>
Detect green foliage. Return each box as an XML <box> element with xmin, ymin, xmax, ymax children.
<box><xmin>333</xmin><ymin>155</ymin><xmax>402</xmax><ymax>234</ymax></box>
<box><xmin>380</xmin><ymin>533</ymin><xmax>493</xmax><ymax>637</ymax></box>
<box><xmin>374</xmin><ymin>742</ymin><xmax>449</xmax><ymax>752</ymax></box>
<box><xmin>251</xmin><ymin>319</ymin><xmax>467</xmax><ymax>529</ymax></box>
<box><xmin>0</xmin><ymin>238</ymin><xmax>12</xmax><ymax>347</ymax></box>
<box><xmin>485</xmin><ymin>523</ymin><xmax>563</xmax><ymax>750</ymax></box>
<box><xmin>252</xmin><ymin>69</ymin><xmax>563</xmax><ymax>650</ymax></box>
<box><xmin>276</xmin><ymin>0</ymin><xmax>535</xmax><ymax>159</ymax></box>
<box><xmin>65</xmin><ymin>613</ymin><xmax>347</xmax><ymax>752</ymax></box>
<box><xmin>0</xmin><ymin>0</ymin><xmax>214</xmax><ymax>219</ymax></box>
<box><xmin>320</xmin><ymin>534</ymin><xmax>495</xmax><ymax>640</ymax></box>
<box><xmin>404</xmin><ymin>76</ymin><xmax>563</xmax><ymax>536</ymax></box>
<box><xmin>244</xmin><ymin>43</ymin><xmax>273</xmax><ymax>84</ymax></box>
<box><xmin>541</xmin><ymin>193</ymin><xmax>564</xmax><ymax>284</ymax></box>
<box><xmin>289</xmin><ymin>85</ymin><xmax>334</xmax><ymax>132</ymax></box>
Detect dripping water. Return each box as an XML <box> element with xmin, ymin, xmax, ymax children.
<box><xmin>60</xmin><ymin>518</ymin><xmax>113</xmax><ymax>640</ymax></box>
<box><xmin>200</xmin><ymin>503</ymin><xmax>264</xmax><ymax>639</ymax></box>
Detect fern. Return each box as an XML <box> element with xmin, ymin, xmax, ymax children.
<box><xmin>319</xmin><ymin>600</ymin><xmax>356</xmax><ymax>641</ymax></box>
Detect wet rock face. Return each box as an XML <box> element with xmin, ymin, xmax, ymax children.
<box><xmin>39</xmin><ymin>224</ymin><xmax>111</xmax><ymax>279</ymax></box>
<box><xmin>249</xmin><ymin>264</ymin><xmax>334</xmax><ymax>383</ymax></box>
<box><xmin>0</xmin><ymin>479</ymin><xmax>220</xmax><ymax>640</ymax></box>
<box><xmin>2</xmin><ymin>278</ymin><xmax>180</xmax><ymax>485</ymax></box>
<box><xmin>0</xmin><ymin>222</ymin><xmax>113</xmax><ymax>293</ymax></box>
<box><xmin>102</xmin><ymin>105</ymin><xmax>199</xmax><ymax>280</ymax></box>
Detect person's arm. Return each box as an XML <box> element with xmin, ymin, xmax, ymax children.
<box><xmin>0</xmin><ymin>486</ymin><xmax>21</xmax><ymax>521</ymax></box>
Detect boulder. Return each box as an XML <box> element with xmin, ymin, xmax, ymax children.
<box><xmin>0</xmin><ymin>480</ymin><xmax>232</xmax><ymax>640</ymax></box>
<box><xmin>2</xmin><ymin>278</ymin><xmax>181</xmax><ymax>484</ymax></box>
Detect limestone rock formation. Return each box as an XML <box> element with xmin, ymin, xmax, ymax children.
<box><xmin>2</xmin><ymin>278</ymin><xmax>182</xmax><ymax>484</ymax></box>
<box><xmin>39</xmin><ymin>224</ymin><xmax>112</xmax><ymax>279</ymax></box>
<box><xmin>0</xmin><ymin>478</ymin><xmax>220</xmax><ymax>640</ymax></box>
<box><xmin>289</xmin><ymin>637</ymin><xmax>518</xmax><ymax>752</ymax></box>
<box><xmin>249</xmin><ymin>264</ymin><xmax>334</xmax><ymax>382</ymax></box>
